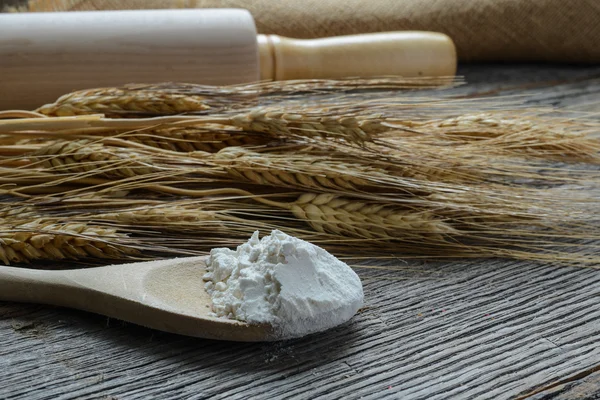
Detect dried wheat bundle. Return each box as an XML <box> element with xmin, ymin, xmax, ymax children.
<box><xmin>0</xmin><ymin>78</ymin><xmax>597</xmax><ymax>266</ymax></box>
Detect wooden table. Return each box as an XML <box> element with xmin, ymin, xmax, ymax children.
<box><xmin>2</xmin><ymin>64</ymin><xmax>600</xmax><ymax>400</ymax></box>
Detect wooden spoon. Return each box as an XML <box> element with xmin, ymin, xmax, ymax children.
<box><xmin>0</xmin><ymin>256</ymin><xmax>274</xmax><ymax>342</ymax></box>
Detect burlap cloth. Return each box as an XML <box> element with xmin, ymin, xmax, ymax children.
<box><xmin>19</xmin><ymin>0</ymin><xmax>600</xmax><ymax>63</ymax></box>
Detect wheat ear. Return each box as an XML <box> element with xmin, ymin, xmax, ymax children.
<box><xmin>33</xmin><ymin>140</ymin><xmax>157</xmax><ymax>177</ymax></box>
<box><xmin>214</xmin><ymin>147</ymin><xmax>386</xmax><ymax>191</ymax></box>
<box><xmin>36</xmin><ymin>88</ymin><xmax>211</xmax><ymax>117</ymax></box>
<box><xmin>0</xmin><ymin>206</ymin><xmax>38</xmax><ymax>222</ymax></box>
<box><xmin>215</xmin><ymin>146</ymin><xmax>476</xmax><ymax>194</ymax></box>
<box><xmin>0</xmin><ymin>220</ymin><xmax>137</xmax><ymax>265</ymax></box>
<box><xmin>96</xmin><ymin>205</ymin><xmax>222</xmax><ymax>225</ymax></box>
<box><xmin>124</xmin><ymin>126</ymin><xmax>269</xmax><ymax>153</ymax></box>
<box><xmin>288</xmin><ymin>193</ymin><xmax>456</xmax><ymax>240</ymax></box>
<box><xmin>226</xmin><ymin>108</ymin><xmax>388</xmax><ymax>143</ymax></box>
<box><xmin>388</xmin><ymin>113</ymin><xmax>600</xmax><ymax>162</ymax></box>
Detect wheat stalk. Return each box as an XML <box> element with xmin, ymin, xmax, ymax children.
<box><xmin>216</xmin><ymin>140</ymin><xmax>481</xmax><ymax>188</ymax></box>
<box><xmin>0</xmin><ymin>220</ymin><xmax>138</xmax><ymax>265</ymax></box>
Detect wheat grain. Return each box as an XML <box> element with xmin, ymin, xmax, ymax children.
<box><xmin>0</xmin><ymin>220</ymin><xmax>137</xmax><ymax>265</ymax></box>
<box><xmin>36</xmin><ymin>88</ymin><xmax>211</xmax><ymax>117</ymax></box>
<box><xmin>289</xmin><ymin>193</ymin><xmax>456</xmax><ymax>240</ymax></box>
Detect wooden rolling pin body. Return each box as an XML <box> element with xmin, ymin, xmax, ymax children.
<box><xmin>0</xmin><ymin>9</ymin><xmax>456</xmax><ymax>110</ymax></box>
<box><xmin>0</xmin><ymin>9</ymin><xmax>259</xmax><ymax>110</ymax></box>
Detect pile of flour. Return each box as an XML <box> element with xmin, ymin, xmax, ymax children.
<box><xmin>203</xmin><ymin>230</ymin><xmax>363</xmax><ymax>339</ymax></box>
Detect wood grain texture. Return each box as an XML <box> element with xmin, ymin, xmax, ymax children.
<box><xmin>2</xmin><ymin>64</ymin><xmax>600</xmax><ymax>400</ymax></box>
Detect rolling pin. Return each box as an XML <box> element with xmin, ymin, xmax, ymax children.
<box><xmin>0</xmin><ymin>9</ymin><xmax>457</xmax><ymax>110</ymax></box>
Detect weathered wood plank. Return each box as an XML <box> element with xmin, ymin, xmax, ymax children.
<box><xmin>1</xmin><ymin>64</ymin><xmax>600</xmax><ymax>400</ymax></box>
<box><xmin>527</xmin><ymin>367</ymin><xmax>600</xmax><ymax>400</ymax></box>
<box><xmin>2</xmin><ymin>260</ymin><xmax>600</xmax><ymax>400</ymax></box>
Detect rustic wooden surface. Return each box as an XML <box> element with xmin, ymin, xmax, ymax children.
<box><xmin>1</xmin><ymin>64</ymin><xmax>600</xmax><ymax>400</ymax></box>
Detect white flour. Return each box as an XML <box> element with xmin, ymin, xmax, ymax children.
<box><xmin>203</xmin><ymin>230</ymin><xmax>363</xmax><ymax>339</ymax></box>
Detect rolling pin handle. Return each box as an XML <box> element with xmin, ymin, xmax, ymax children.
<box><xmin>258</xmin><ymin>31</ymin><xmax>457</xmax><ymax>80</ymax></box>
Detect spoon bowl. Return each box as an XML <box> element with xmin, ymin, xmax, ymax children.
<box><xmin>0</xmin><ymin>257</ymin><xmax>273</xmax><ymax>341</ymax></box>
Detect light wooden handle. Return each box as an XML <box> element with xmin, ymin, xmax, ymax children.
<box><xmin>0</xmin><ymin>266</ymin><xmax>62</xmax><ymax>304</ymax></box>
<box><xmin>0</xmin><ymin>266</ymin><xmax>130</xmax><ymax>314</ymax></box>
<box><xmin>258</xmin><ymin>31</ymin><xmax>457</xmax><ymax>80</ymax></box>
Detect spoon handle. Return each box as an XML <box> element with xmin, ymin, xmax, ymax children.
<box><xmin>0</xmin><ymin>265</ymin><xmax>149</xmax><ymax>325</ymax></box>
<box><xmin>0</xmin><ymin>266</ymin><xmax>64</xmax><ymax>303</ymax></box>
